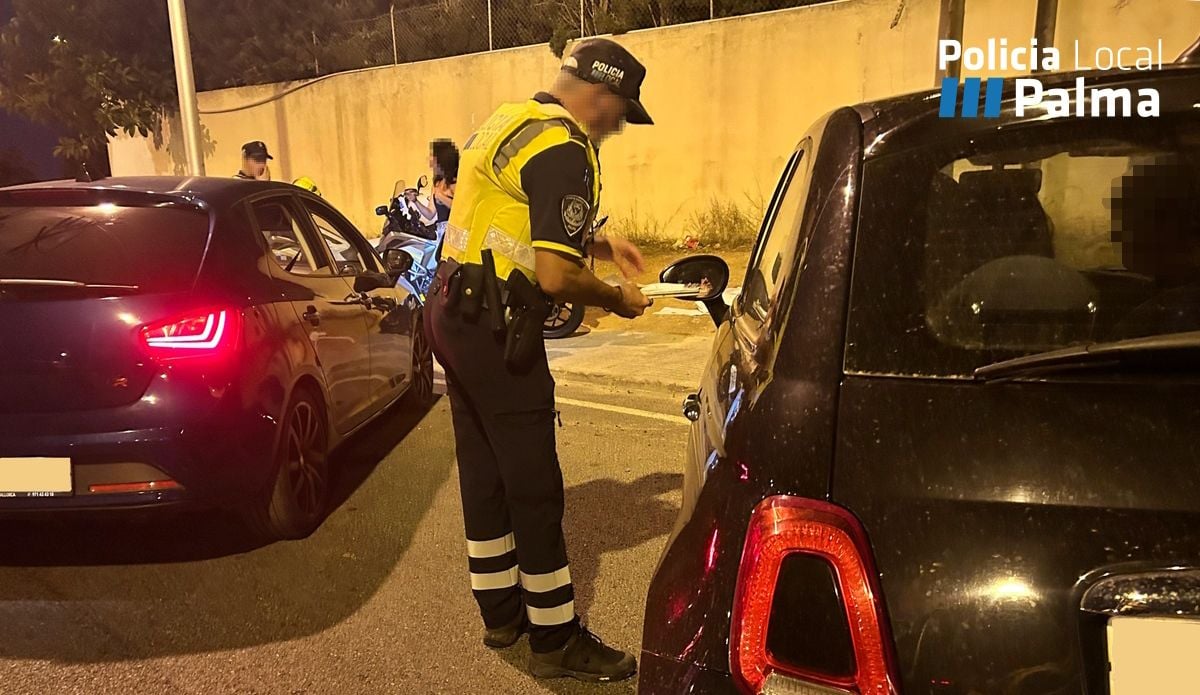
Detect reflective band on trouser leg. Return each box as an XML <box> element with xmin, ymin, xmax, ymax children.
<box><xmin>527</xmin><ymin>601</ymin><xmax>576</xmax><ymax>626</ymax></box>
<box><xmin>520</xmin><ymin>567</ymin><xmax>571</xmax><ymax>592</ymax></box>
<box><xmin>468</xmin><ymin>531</ymin><xmax>515</xmax><ymax>558</ymax></box>
<box><xmin>472</xmin><ymin>566</ymin><xmax>520</xmax><ymax>591</ymax></box>
<box><xmin>522</xmin><ymin>565</ymin><xmax>576</xmax><ymax>626</ymax></box>
<box><xmin>468</xmin><ymin>532</ymin><xmax>520</xmax><ymax>591</ymax></box>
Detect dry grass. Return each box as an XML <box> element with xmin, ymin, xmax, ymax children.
<box><xmin>605</xmin><ymin>196</ymin><xmax>763</xmax><ymax>252</ymax></box>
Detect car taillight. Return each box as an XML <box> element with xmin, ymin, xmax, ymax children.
<box><xmin>731</xmin><ymin>495</ymin><xmax>899</xmax><ymax>695</ymax></box>
<box><xmin>139</xmin><ymin>309</ymin><xmax>241</xmax><ymax>361</ymax></box>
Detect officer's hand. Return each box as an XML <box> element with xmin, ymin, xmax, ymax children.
<box><xmin>591</xmin><ymin>234</ymin><xmax>645</xmax><ymax>279</ymax></box>
<box><xmin>606</xmin><ymin>236</ymin><xmax>645</xmax><ymax>280</ymax></box>
<box><xmin>611</xmin><ymin>281</ymin><xmax>652</xmax><ymax>319</ymax></box>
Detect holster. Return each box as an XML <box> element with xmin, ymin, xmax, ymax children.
<box><xmin>456</xmin><ymin>263</ymin><xmax>485</xmax><ymax>320</ymax></box>
<box><xmin>480</xmin><ymin>249</ymin><xmax>507</xmax><ymax>335</ymax></box>
<box><xmin>502</xmin><ymin>270</ymin><xmax>550</xmax><ymax>372</ymax></box>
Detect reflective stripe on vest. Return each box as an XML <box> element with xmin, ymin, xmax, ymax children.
<box><xmin>443</xmin><ymin>99</ymin><xmax>601</xmax><ymax>281</ymax></box>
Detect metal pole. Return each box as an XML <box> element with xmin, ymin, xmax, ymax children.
<box><xmin>1033</xmin><ymin>0</ymin><xmax>1058</xmax><ymax>73</ymax></box>
<box><xmin>935</xmin><ymin>0</ymin><xmax>966</xmax><ymax>84</ymax></box>
<box><xmin>312</xmin><ymin>31</ymin><xmax>319</xmax><ymax>75</ymax></box>
<box><xmin>710</xmin><ymin>0</ymin><xmax>714</xmax><ymax>20</ymax></box>
<box><xmin>487</xmin><ymin>0</ymin><xmax>493</xmax><ymax>51</ymax></box>
<box><xmin>580</xmin><ymin>0</ymin><xmax>585</xmax><ymax>38</ymax></box>
<box><xmin>166</xmin><ymin>0</ymin><xmax>204</xmax><ymax>176</ymax></box>
<box><xmin>390</xmin><ymin>4</ymin><xmax>399</xmax><ymax>64</ymax></box>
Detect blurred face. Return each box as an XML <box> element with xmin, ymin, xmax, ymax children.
<box><xmin>243</xmin><ymin>156</ymin><xmax>268</xmax><ymax>178</ymax></box>
<box><xmin>586</xmin><ymin>85</ymin><xmax>629</xmax><ymax>143</ymax></box>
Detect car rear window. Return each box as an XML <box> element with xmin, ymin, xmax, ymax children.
<box><xmin>0</xmin><ymin>204</ymin><xmax>211</xmax><ymax>294</ymax></box>
<box><xmin>846</xmin><ymin>115</ymin><xmax>1200</xmax><ymax>378</ymax></box>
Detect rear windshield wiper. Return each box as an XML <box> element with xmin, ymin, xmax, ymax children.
<box><xmin>0</xmin><ymin>279</ymin><xmax>140</xmax><ymax>296</ymax></box>
<box><xmin>974</xmin><ymin>332</ymin><xmax>1200</xmax><ymax>381</ymax></box>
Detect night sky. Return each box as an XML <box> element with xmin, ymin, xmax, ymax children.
<box><xmin>0</xmin><ymin>0</ymin><xmax>68</xmax><ymax>180</ymax></box>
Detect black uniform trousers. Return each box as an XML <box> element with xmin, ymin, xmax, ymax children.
<box><xmin>425</xmin><ymin>262</ymin><xmax>579</xmax><ymax>653</ymax></box>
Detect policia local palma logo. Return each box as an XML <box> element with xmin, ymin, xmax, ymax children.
<box><xmin>938</xmin><ymin>39</ymin><xmax>1166</xmax><ymax>119</ymax></box>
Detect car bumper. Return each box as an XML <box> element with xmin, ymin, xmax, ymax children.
<box><xmin>638</xmin><ymin>651</ymin><xmax>738</xmax><ymax>694</ymax></box>
<box><xmin>0</xmin><ymin>384</ymin><xmax>278</xmax><ymax>513</ymax></box>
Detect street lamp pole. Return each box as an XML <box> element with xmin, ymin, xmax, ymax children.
<box><xmin>166</xmin><ymin>0</ymin><xmax>205</xmax><ymax>175</ymax></box>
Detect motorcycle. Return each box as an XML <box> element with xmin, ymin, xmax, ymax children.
<box><xmin>375</xmin><ymin>176</ymin><xmax>441</xmax><ymax>301</ymax></box>
<box><xmin>375</xmin><ymin>176</ymin><xmax>592</xmax><ymax>341</ymax></box>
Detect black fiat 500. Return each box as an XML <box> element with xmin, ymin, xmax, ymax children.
<box><xmin>0</xmin><ymin>177</ymin><xmax>433</xmax><ymax>541</ymax></box>
<box><xmin>641</xmin><ymin>64</ymin><xmax>1200</xmax><ymax>694</ymax></box>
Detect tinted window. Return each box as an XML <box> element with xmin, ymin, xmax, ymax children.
<box><xmin>301</xmin><ymin>199</ymin><xmax>375</xmax><ymax>276</ymax></box>
<box><xmin>251</xmin><ymin>198</ymin><xmax>325</xmax><ymax>276</ymax></box>
<box><xmin>847</xmin><ymin>116</ymin><xmax>1200</xmax><ymax>377</ymax></box>
<box><xmin>0</xmin><ymin>204</ymin><xmax>209</xmax><ymax>293</ymax></box>
<box><xmin>742</xmin><ymin>144</ymin><xmax>811</xmax><ymax>323</ymax></box>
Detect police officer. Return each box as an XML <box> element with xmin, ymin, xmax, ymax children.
<box><xmin>426</xmin><ymin>38</ymin><xmax>653</xmax><ymax>683</ymax></box>
<box><xmin>235</xmin><ymin>141</ymin><xmax>272</xmax><ymax>180</ymax></box>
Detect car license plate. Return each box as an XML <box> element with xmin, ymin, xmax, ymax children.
<box><xmin>1109</xmin><ymin>616</ymin><xmax>1200</xmax><ymax>694</ymax></box>
<box><xmin>0</xmin><ymin>457</ymin><xmax>73</xmax><ymax>497</ymax></box>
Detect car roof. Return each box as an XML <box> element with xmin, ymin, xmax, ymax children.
<box><xmin>0</xmin><ymin>176</ymin><xmax>301</xmax><ymax>211</ymax></box>
<box><xmin>852</xmin><ymin>64</ymin><xmax>1200</xmax><ymax>160</ymax></box>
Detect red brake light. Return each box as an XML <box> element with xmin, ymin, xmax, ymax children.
<box><xmin>140</xmin><ymin>309</ymin><xmax>241</xmax><ymax>361</ymax></box>
<box><xmin>731</xmin><ymin>495</ymin><xmax>898</xmax><ymax>695</ymax></box>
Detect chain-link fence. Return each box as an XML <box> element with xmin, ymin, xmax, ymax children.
<box><xmin>305</xmin><ymin>0</ymin><xmax>834</xmax><ymax>76</ymax></box>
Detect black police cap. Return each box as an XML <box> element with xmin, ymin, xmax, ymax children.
<box><xmin>561</xmin><ymin>39</ymin><xmax>653</xmax><ymax>125</ymax></box>
<box><xmin>241</xmin><ymin>141</ymin><xmax>273</xmax><ymax>161</ymax></box>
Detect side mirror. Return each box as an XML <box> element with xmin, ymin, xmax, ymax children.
<box><xmin>418</xmin><ymin>174</ymin><xmax>430</xmax><ymax>190</ymax></box>
<box><xmin>660</xmin><ymin>254</ymin><xmax>731</xmax><ymax>326</ymax></box>
<box><xmin>383</xmin><ymin>248</ymin><xmax>414</xmax><ymax>280</ymax></box>
<box><xmin>354</xmin><ymin>271</ymin><xmax>394</xmax><ymax>294</ymax></box>
<box><xmin>375</xmin><ymin>205</ymin><xmax>389</xmax><ymax>216</ymax></box>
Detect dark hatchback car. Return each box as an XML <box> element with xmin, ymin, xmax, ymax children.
<box><xmin>0</xmin><ymin>177</ymin><xmax>433</xmax><ymax>541</ymax></box>
<box><xmin>640</xmin><ymin>65</ymin><xmax>1200</xmax><ymax>694</ymax></box>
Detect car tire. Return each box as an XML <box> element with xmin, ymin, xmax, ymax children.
<box><xmin>544</xmin><ymin>301</ymin><xmax>585</xmax><ymax>339</ymax></box>
<box><xmin>408</xmin><ymin>311</ymin><xmax>436</xmax><ymax>405</ymax></box>
<box><xmin>242</xmin><ymin>388</ymin><xmax>331</xmax><ymax>542</ymax></box>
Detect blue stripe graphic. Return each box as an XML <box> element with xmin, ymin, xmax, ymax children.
<box><xmin>938</xmin><ymin>78</ymin><xmax>959</xmax><ymax>119</ymax></box>
<box><xmin>960</xmin><ymin>78</ymin><xmax>982</xmax><ymax>118</ymax></box>
<box><xmin>983</xmin><ymin>78</ymin><xmax>1004</xmax><ymax>118</ymax></box>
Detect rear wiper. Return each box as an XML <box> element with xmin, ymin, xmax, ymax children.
<box><xmin>974</xmin><ymin>332</ymin><xmax>1200</xmax><ymax>381</ymax></box>
<box><xmin>0</xmin><ymin>279</ymin><xmax>140</xmax><ymax>295</ymax></box>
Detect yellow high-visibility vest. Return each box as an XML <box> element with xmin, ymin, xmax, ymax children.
<box><xmin>442</xmin><ymin>98</ymin><xmax>601</xmax><ymax>281</ymax></box>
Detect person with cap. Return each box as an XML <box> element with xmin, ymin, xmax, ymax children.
<box><xmin>425</xmin><ymin>38</ymin><xmax>653</xmax><ymax>683</ymax></box>
<box><xmin>235</xmin><ymin>141</ymin><xmax>273</xmax><ymax>180</ymax></box>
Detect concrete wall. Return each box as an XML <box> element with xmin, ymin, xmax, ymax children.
<box><xmin>109</xmin><ymin>0</ymin><xmax>1199</xmax><ymax>241</ymax></box>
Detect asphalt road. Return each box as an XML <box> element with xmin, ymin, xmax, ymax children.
<box><xmin>0</xmin><ymin>375</ymin><xmax>695</xmax><ymax>695</ymax></box>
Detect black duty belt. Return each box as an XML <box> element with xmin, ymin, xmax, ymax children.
<box><xmin>432</xmin><ymin>254</ymin><xmax>550</xmax><ymax>372</ymax></box>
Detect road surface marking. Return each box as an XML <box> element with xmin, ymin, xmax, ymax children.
<box><xmin>555</xmin><ymin>397</ymin><xmax>682</xmax><ymax>423</ymax></box>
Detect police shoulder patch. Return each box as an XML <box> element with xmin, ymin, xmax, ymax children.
<box><xmin>561</xmin><ymin>195</ymin><xmax>590</xmax><ymax>239</ymax></box>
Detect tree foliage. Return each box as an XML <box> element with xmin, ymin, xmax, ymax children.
<box><xmin>188</xmin><ymin>0</ymin><xmax>393</xmax><ymax>89</ymax></box>
<box><xmin>0</xmin><ymin>0</ymin><xmax>175</xmax><ymax>173</ymax></box>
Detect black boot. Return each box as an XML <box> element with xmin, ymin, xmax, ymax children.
<box><xmin>528</xmin><ymin>625</ymin><xmax>637</xmax><ymax>683</ymax></box>
<box><xmin>483</xmin><ymin>608</ymin><xmax>528</xmax><ymax>649</ymax></box>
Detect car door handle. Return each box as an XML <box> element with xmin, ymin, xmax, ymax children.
<box><xmin>302</xmin><ymin>306</ymin><xmax>321</xmax><ymax>326</ymax></box>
